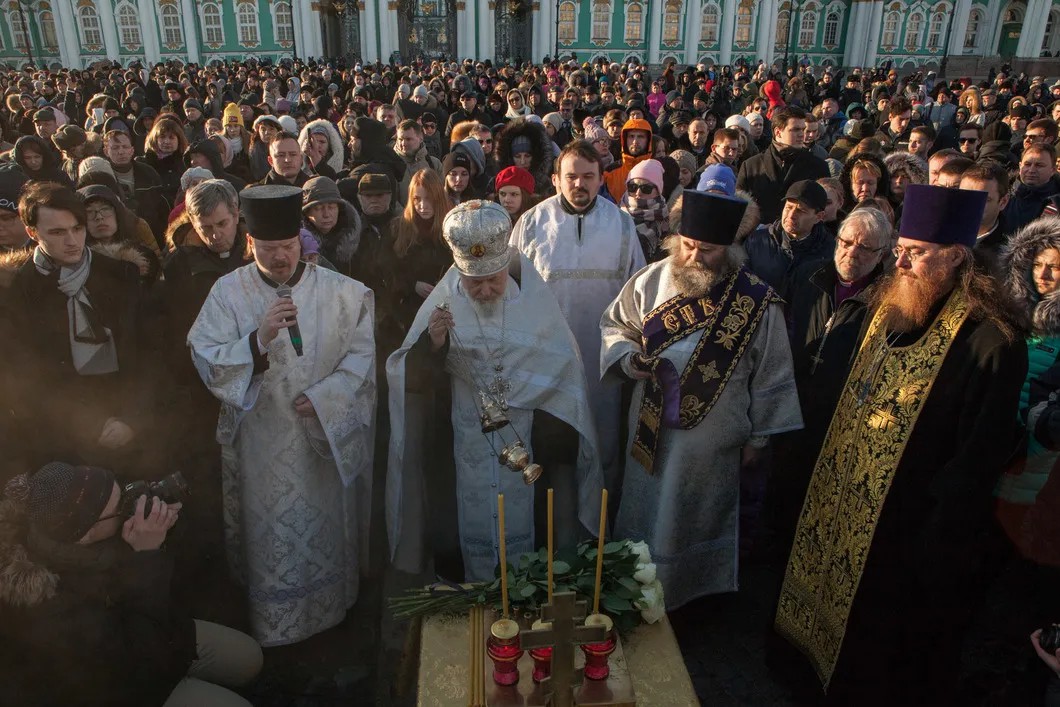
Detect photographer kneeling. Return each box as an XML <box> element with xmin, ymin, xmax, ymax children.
<box><xmin>0</xmin><ymin>463</ymin><xmax>262</xmax><ymax>706</ymax></box>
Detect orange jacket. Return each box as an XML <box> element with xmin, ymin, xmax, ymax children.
<box><xmin>603</xmin><ymin>117</ymin><xmax>654</xmax><ymax>203</ymax></box>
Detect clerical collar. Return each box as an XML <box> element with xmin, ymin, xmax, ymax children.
<box><xmin>559</xmin><ymin>193</ymin><xmax>598</xmax><ymax>216</ymax></box>
<box><xmin>257</xmin><ymin>260</ymin><xmax>306</xmax><ymax>289</ymax></box>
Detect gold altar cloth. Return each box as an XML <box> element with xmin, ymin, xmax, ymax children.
<box><xmin>416</xmin><ymin>614</ymin><xmax>700</xmax><ymax>706</ymax></box>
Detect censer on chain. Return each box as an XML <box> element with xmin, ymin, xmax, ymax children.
<box><xmin>441</xmin><ymin>303</ymin><xmax>542</xmax><ymax>485</ymax></box>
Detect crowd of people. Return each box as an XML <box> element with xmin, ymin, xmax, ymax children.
<box><xmin>0</xmin><ymin>52</ymin><xmax>1059</xmax><ymax>705</ymax></box>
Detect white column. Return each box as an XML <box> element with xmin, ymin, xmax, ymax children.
<box><xmin>843</xmin><ymin>1</ymin><xmax>862</xmax><ymax>66</ymax></box>
<box><xmin>986</xmin><ymin>0</ymin><xmax>1003</xmax><ymax>55</ymax></box>
<box><xmin>389</xmin><ymin>0</ymin><xmax>401</xmax><ymax>60</ymax></box>
<box><xmin>56</xmin><ymin>0</ymin><xmax>78</xmax><ymax>67</ymax></box>
<box><xmin>484</xmin><ymin>0</ymin><xmax>495</xmax><ymax>62</ymax></box>
<box><xmin>469</xmin><ymin>0</ymin><xmax>479</xmax><ymax>59</ymax></box>
<box><xmin>137</xmin><ymin>0</ymin><xmax>160</xmax><ymax>63</ymax></box>
<box><xmin>719</xmin><ymin>0</ymin><xmax>737</xmax><ymax>63</ymax></box>
<box><xmin>684</xmin><ymin>0</ymin><xmax>701</xmax><ymax>63</ymax></box>
<box><xmin>648</xmin><ymin>0</ymin><xmax>663</xmax><ymax>63</ymax></box>
<box><xmin>180</xmin><ymin>0</ymin><xmax>200</xmax><ymax>63</ymax></box>
<box><xmin>864</xmin><ymin>0</ymin><xmax>884</xmax><ymax>66</ymax></box>
<box><xmin>96</xmin><ymin>0</ymin><xmax>120</xmax><ymax>60</ymax></box>
<box><xmin>541</xmin><ymin>0</ymin><xmax>553</xmax><ymax>61</ymax></box>
<box><xmin>948</xmin><ymin>0</ymin><xmax>973</xmax><ymax>56</ymax></box>
<box><xmin>1017</xmin><ymin>0</ymin><xmax>1049</xmax><ymax>57</ymax></box>
<box><xmin>361</xmin><ymin>0</ymin><xmax>378</xmax><ymax>61</ymax></box>
<box><xmin>314</xmin><ymin>4</ymin><xmax>327</xmax><ymax>58</ymax></box>
<box><xmin>755</xmin><ymin>0</ymin><xmax>776</xmax><ymax>66</ymax></box>
<box><xmin>767</xmin><ymin>0</ymin><xmax>779</xmax><ymax>65</ymax></box>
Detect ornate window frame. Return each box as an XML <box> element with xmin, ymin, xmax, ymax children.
<box><xmin>701</xmin><ymin>1</ymin><xmax>720</xmax><ymax>46</ymax></box>
<box><xmin>591</xmin><ymin>0</ymin><xmax>612</xmax><ymax>46</ymax></box>
<box><xmin>271</xmin><ymin>1</ymin><xmax>295</xmax><ymax>47</ymax></box>
<box><xmin>237</xmin><ymin>0</ymin><xmax>262</xmax><ymax>48</ymax></box>
<box><xmin>115</xmin><ymin>1</ymin><xmax>142</xmax><ymax>51</ymax></box>
<box><xmin>558</xmin><ymin>0</ymin><xmax>578</xmax><ymax>45</ymax></box>
<box><xmin>624</xmin><ymin>0</ymin><xmax>645</xmax><ymax>46</ymax></box>
<box><xmin>662</xmin><ymin>0</ymin><xmax>682</xmax><ymax>47</ymax></box>
<box><xmin>159</xmin><ymin>1</ymin><xmax>185</xmax><ymax>50</ymax></box>
<box><xmin>201</xmin><ymin>1</ymin><xmax>226</xmax><ymax>49</ymax></box>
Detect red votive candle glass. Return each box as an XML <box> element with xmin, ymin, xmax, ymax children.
<box><xmin>487</xmin><ymin>618</ymin><xmax>524</xmax><ymax>685</ymax></box>
<box><xmin>528</xmin><ymin>619</ymin><xmax>553</xmax><ymax>683</ymax></box>
<box><xmin>580</xmin><ymin>613</ymin><xmax>617</xmax><ymax>681</ymax></box>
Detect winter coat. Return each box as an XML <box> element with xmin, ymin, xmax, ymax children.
<box><xmin>1005</xmin><ymin>175</ymin><xmax>1060</xmax><ymax>233</ymax></box>
<box><xmin>79</xmin><ymin>184</ymin><xmax>162</xmax><ymax>259</ymax></box>
<box><xmin>737</xmin><ymin>141</ymin><xmax>830</xmax><ymax>224</ymax></box>
<box><xmin>0</xmin><ymin>498</ymin><xmax>196</xmax><ymax>707</ymax></box>
<box><xmin>744</xmin><ymin>219</ymin><xmax>835</xmax><ymax>298</ymax></box>
<box><xmin>110</xmin><ymin>160</ymin><xmax>170</xmax><ymax>248</ymax></box>
<box><xmin>182</xmin><ymin>140</ymin><xmax>247</xmax><ymax>192</ymax></box>
<box><xmin>247</xmin><ymin>139</ymin><xmax>271</xmax><ymax>182</ymax></box>
<box><xmin>395</xmin><ymin>145</ymin><xmax>442</xmax><ymax>205</ymax></box>
<box><xmin>602</xmin><ymin>118</ymin><xmax>655</xmax><ymax>203</ymax></box>
<box><xmin>352</xmin><ymin>117</ymin><xmax>407</xmax><ymax>184</ymax></box>
<box><xmin>496</xmin><ymin>118</ymin><xmax>555</xmax><ymax>197</ymax></box>
<box><xmin>137</xmin><ymin>150</ymin><xmax>185</xmax><ymax>214</ymax></box>
<box><xmin>299</xmin><ymin>119</ymin><xmax>346</xmax><ymax>178</ymax></box>
<box><xmin>12</xmin><ymin>135</ymin><xmax>72</xmax><ymax>187</ymax></box>
<box><xmin>303</xmin><ymin>200</ymin><xmax>364</xmax><ymax>280</ymax></box>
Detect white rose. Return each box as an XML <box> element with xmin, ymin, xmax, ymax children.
<box><xmin>628</xmin><ymin>540</ymin><xmax>652</xmax><ymax>565</ymax></box>
<box><xmin>635</xmin><ymin>579</ymin><xmax>666</xmax><ymax>624</ymax></box>
<box><xmin>633</xmin><ymin>562</ymin><xmax>657</xmax><ymax>584</ymax></box>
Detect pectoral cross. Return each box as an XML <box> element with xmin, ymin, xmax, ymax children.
<box><xmin>520</xmin><ymin>592</ymin><xmax>608</xmax><ymax>707</ymax></box>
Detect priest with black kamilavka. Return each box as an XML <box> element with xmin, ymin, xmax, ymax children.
<box><xmin>600</xmin><ymin>190</ymin><xmax>803</xmax><ymax>610</ymax></box>
<box><xmin>386</xmin><ymin>200</ymin><xmax>603</xmax><ymax>583</ymax></box>
<box><xmin>187</xmin><ymin>185</ymin><xmax>376</xmax><ymax>647</ymax></box>
<box><xmin>773</xmin><ymin>184</ymin><xmax>1029</xmax><ymax>704</ymax></box>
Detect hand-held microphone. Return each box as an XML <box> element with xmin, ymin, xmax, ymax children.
<box><xmin>275</xmin><ymin>285</ymin><xmax>303</xmax><ymax>357</ymax></box>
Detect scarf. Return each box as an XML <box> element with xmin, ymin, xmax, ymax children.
<box><xmin>624</xmin><ymin>195</ymin><xmax>669</xmax><ymax>261</ymax></box>
<box><xmin>33</xmin><ymin>247</ymin><xmax>119</xmax><ymax>376</ymax></box>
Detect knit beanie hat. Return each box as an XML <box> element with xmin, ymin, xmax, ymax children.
<box><xmin>277</xmin><ymin>115</ymin><xmax>298</xmax><ymax>135</ymax></box>
<box><xmin>52</xmin><ymin>124</ymin><xmax>87</xmax><ymax>152</ymax></box>
<box><xmin>183</xmin><ymin>98</ymin><xmax>203</xmax><ymax>113</ymax></box>
<box><xmin>180</xmin><ymin>166</ymin><xmax>214</xmax><ymax>191</ymax></box>
<box><xmin>627</xmin><ymin>158</ymin><xmax>665</xmax><ymax>194</ymax></box>
<box><xmin>77</xmin><ymin>156</ymin><xmax>115</xmax><ymax>182</ymax></box>
<box><xmin>301</xmin><ymin>176</ymin><xmax>344</xmax><ymax>211</ymax></box>
<box><xmin>223</xmin><ymin>102</ymin><xmax>243</xmax><ymax>127</ymax></box>
<box><xmin>495</xmin><ymin>165</ymin><xmax>535</xmax><ymax>194</ymax></box>
<box><xmin>0</xmin><ymin>163</ymin><xmax>28</xmax><ymax>213</ymax></box>
<box><xmin>442</xmin><ymin>151</ymin><xmax>474</xmax><ymax>175</ymax></box>
<box><xmin>697</xmin><ymin>164</ymin><xmax>736</xmax><ymax>196</ymax></box>
<box><xmin>582</xmin><ymin>118</ymin><xmax>609</xmax><ymax>143</ymax></box>
<box><xmin>299</xmin><ymin>227</ymin><xmax>320</xmax><ymax>256</ymax></box>
<box><xmin>542</xmin><ymin>112</ymin><xmax>564</xmax><ymax>133</ymax></box>
<box><xmin>669</xmin><ymin>149</ymin><xmax>697</xmax><ymax>175</ymax></box>
<box><xmin>511</xmin><ymin>135</ymin><xmax>532</xmax><ymax>155</ymax></box>
<box><xmin>413</xmin><ymin>84</ymin><xmax>429</xmax><ymax>99</ymax></box>
<box><xmin>4</xmin><ymin>463</ymin><xmax>116</xmax><ymax>543</ymax></box>
<box><xmin>725</xmin><ymin>114</ymin><xmax>751</xmax><ymax>134</ymax></box>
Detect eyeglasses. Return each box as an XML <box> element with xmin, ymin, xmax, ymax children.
<box><xmin>478</xmin><ymin>138</ymin><xmax>493</xmax><ymax>146</ymax></box>
<box><xmin>1025</xmin><ymin>133</ymin><xmax>1049</xmax><ymax>143</ymax></box>
<box><xmin>86</xmin><ymin>206</ymin><xmax>115</xmax><ymax>221</ymax></box>
<box><xmin>892</xmin><ymin>245</ymin><xmax>929</xmax><ymax>262</ymax></box>
<box><xmin>422</xmin><ymin>123</ymin><xmax>437</xmax><ymax>130</ymax></box>
<box><xmin>959</xmin><ymin>137</ymin><xmax>979</xmax><ymax>144</ymax></box>
<box><xmin>838</xmin><ymin>238</ymin><xmax>886</xmax><ymax>255</ymax></box>
<box><xmin>627</xmin><ymin>183</ymin><xmax>657</xmax><ymax>195</ymax></box>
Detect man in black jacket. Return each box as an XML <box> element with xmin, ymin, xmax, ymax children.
<box><xmin>737</xmin><ymin>106</ymin><xmax>829</xmax><ymax>224</ymax></box>
<box><xmin>874</xmin><ymin>96</ymin><xmax>914</xmax><ymax>153</ymax></box>
<box><xmin>0</xmin><ymin>462</ymin><xmax>261</xmax><ymax>707</ymax></box>
<box><xmin>250</xmin><ymin>132</ymin><xmax>309</xmax><ymax>188</ymax></box>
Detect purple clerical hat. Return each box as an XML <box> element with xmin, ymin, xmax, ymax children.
<box><xmin>899</xmin><ymin>184</ymin><xmax>987</xmax><ymax>248</ymax></box>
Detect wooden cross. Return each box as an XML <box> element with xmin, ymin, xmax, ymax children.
<box><xmin>520</xmin><ymin>591</ymin><xmax>608</xmax><ymax>707</ymax></box>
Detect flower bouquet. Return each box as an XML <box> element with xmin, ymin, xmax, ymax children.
<box><xmin>388</xmin><ymin>539</ymin><xmax>665</xmax><ymax>632</ymax></box>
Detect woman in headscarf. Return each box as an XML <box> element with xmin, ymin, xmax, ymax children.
<box><xmin>505</xmin><ymin>88</ymin><xmax>531</xmax><ymax>120</ymax></box>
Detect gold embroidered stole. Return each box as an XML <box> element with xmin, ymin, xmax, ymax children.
<box><xmin>774</xmin><ymin>287</ymin><xmax>970</xmax><ymax>690</ymax></box>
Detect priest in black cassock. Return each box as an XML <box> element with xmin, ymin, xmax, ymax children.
<box><xmin>773</xmin><ymin>184</ymin><xmax>1028</xmax><ymax>705</ymax></box>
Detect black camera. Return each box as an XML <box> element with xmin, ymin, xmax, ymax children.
<box><xmin>1040</xmin><ymin>624</ymin><xmax>1060</xmax><ymax>654</ymax></box>
<box><xmin>119</xmin><ymin>472</ymin><xmax>189</xmax><ymax>519</ymax></box>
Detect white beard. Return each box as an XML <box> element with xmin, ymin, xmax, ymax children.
<box><xmin>670</xmin><ymin>262</ymin><xmax>719</xmax><ymax>297</ymax></box>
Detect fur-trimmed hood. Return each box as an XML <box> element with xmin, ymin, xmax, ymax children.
<box><xmin>0</xmin><ymin>247</ymin><xmax>31</xmax><ymax>289</ymax></box>
<box><xmin>302</xmin><ymin>199</ymin><xmax>362</xmax><ymax>266</ymax></box>
<box><xmin>668</xmin><ymin>188</ymin><xmax>761</xmax><ymax>243</ymax></box>
<box><xmin>884</xmin><ymin>151</ymin><xmax>928</xmax><ymax>186</ymax></box>
<box><xmin>0</xmin><ymin>497</ymin><xmax>58</xmax><ymax>609</ymax></box>
<box><xmin>1004</xmin><ymin>215</ymin><xmax>1060</xmax><ymax>336</ymax></box>
<box><xmin>299</xmin><ymin>118</ymin><xmax>345</xmax><ymax>176</ymax></box>
<box><xmin>840</xmin><ymin>151</ymin><xmax>892</xmax><ymax>209</ymax></box>
<box><xmin>89</xmin><ymin>240</ymin><xmax>154</xmax><ymax>279</ymax></box>
<box><xmin>496</xmin><ymin>118</ymin><xmax>553</xmax><ymax>189</ymax></box>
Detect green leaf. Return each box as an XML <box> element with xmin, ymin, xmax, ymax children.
<box><xmin>603</xmin><ymin>541</ymin><xmax>627</xmax><ymax>554</ymax></box>
<box><xmin>519</xmin><ymin>583</ymin><xmax>538</xmax><ymax>598</ymax></box>
<box><xmin>552</xmin><ymin>560</ymin><xmax>571</xmax><ymax>574</ymax></box>
<box><xmin>602</xmin><ymin>595</ymin><xmax>633</xmax><ymax>613</ymax></box>
<box><xmin>618</xmin><ymin>576</ymin><xmax>640</xmax><ymax>592</ymax></box>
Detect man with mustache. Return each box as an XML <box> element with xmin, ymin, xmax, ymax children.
<box><xmin>774</xmin><ymin>184</ymin><xmax>1028</xmax><ymax>705</ymax></box>
<box><xmin>510</xmin><ymin>140</ymin><xmax>645</xmax><ymax>496</ymax></box>
<box><xmin>386</xmin><ymin>201</ymin><xmax>603</xmax><ymax>582</ymax></box>
<box><xmin>600</xmin><ymin>190</ymin><xmax>802</xmax><ymax>611</ymax></box>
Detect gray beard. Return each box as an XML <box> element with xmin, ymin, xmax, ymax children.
<box><xmin>469</xmin><ymin>295</ymin><xmax>502</xmax><ymax>319</ymax></box>
<box><xmin>670</xmin><ymin>262</ymin><xmax>719</xmax><ymax>297</ymax></box>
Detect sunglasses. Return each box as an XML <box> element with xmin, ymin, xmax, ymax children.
<box><xmin>627</xmin><ymin>183</ymin><xmax>657</xmax><ymax>195</ymax></box>
<box><xmin>958</xmin><ymin>137</ymin><xmax>978</xmax><ymax>144</ymax></box>
<box><xmin>423</xmin><ymin>123</ymin><xmax>437</xmax><ymax>130</ymax></box>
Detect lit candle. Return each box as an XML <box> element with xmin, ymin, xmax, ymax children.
<box><xmin>498</xmin><ymin>493</ymin><xmax>509</xmax><ymax>619</ymax></box>
<box><xmin>592</xmin><ymin>488</ymin><xmax>608</xmax><ymax>615</ymax></box>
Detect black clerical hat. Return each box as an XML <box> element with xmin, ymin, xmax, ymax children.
<box><xmin>241</xmin><ymin>185</ymin><xmax>303</xmax><ymax>241</ymax></box>
<box><xmin>680</xmin><ymin>190</ymin><xmax>748</xmax><ymax>245</ymax></box>
<box><xmin>900</xmin><ymin>184</ymin><xmax>987</xmax><ymax>248</ymax></box>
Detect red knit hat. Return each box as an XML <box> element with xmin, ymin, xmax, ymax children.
<box><xmin>495</xmin><ymin>166</ymin><xmax>534</xmax><ymax>194</ymax></box>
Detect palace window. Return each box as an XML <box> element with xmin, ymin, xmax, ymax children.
<box><xmin>964</xmin><ymin>9</ymin><xmax>981</xmax><ymax>48</ymax></box>
<box><xmin>116</xmin><ymin>2</ymin><xmax>142</xmax><ymax>48</ymax></box>
<box><xmin>160</xmin><ymin>3</ymin><xmax>184</xmax><ymax>46</ymax></box>
<box><xmin>625</xmin><ymin>1</ymin><xmax>644</xmax><ymax>44</ymax></box>
<box><xmin>882</xmin><ymin>10</ymin><xmax>899</xmax><ymax>48</ymax></box>
<box><xmin>927</xmin><ymin>9</ymin><xmax>945</xmax><ymax>50</ymax></box>
<box><xmin>906</xmin><ymin>12</ymin><xmax>923</xmax><ymax>50</ymax></box>
<box><xmin>702</xmin><ymin>3</ymin><xmax>720</xmax><ymax>44</ymax></box>
<box><xmin>823</xmin><ymin>11</ymin><xmax>840</xmax><ymax>47</ymax></box>
<box><xmin>202</xmin><ymin>2</ymin><xmax>225</xmax><ymax>45</ymax></box>
<box><xmin>798</xmin><ymin>8</ymin><xmax>817</xmax><ymax>47</ymax></box>
<box><xmin>10</xmin><ymin>7</ymin><xmax>28</xmax><ymax>49</ymax></box>
<box><xmin>776</xmin><ymin>8</ymin><xmax>790</xmax><ymax>49</ymax></box>
<box><xmin>663</xmin><ymin>0</ymin><xmax>682</xmax><ymax>44</ymax></box>
<box><xmin>736</xmin><ymin>3</ymin><xmax>753</xmax><ymax>44</ymax></box>
<box><xmin>558</xmin><ymin>1</ymin><xmax>577</xmax><ymax>42</ymax></box>
<box><xmin>39</xmin><ymin>10</ymin><xmax>59</xmax><ymax>50</ymax></box>
<box><xmin>592</xmin><ymin>0</ymin><xmax>611</xmax><ymax>43</ymax></box>
<box><xmin>237</xmin><ymin>1</ymin><xmax>261</xmax><ymax>46</ymax></box>
<box><xmin>275</xmin><ymin>2</ymin><xmax>295</xmax><ymax>43</ymax></box>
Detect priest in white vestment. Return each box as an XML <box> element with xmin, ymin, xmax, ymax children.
<box><xmin>387</xmin><ymin>201</ymin><xmax>603</xmax><ymax>582</ymax></box>
<box><xmin>509</xmin><ymin>141</ymin><xmax>645</xmax><ymax>494</ymax></box>
<box><xmin>600</xmin><ymin>191</ymin><xmax>803</xmax><ymax>609</ymax></box>
<box><xmin>188</xmin><ymin>185</ymin><xmax>376</xmax><ymax>646</ymax></box>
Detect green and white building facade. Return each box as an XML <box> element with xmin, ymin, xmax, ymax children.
<box><xmin>0</xmin><ymin>0</ymin><xmax>1059</xmax><ymax>70</ymax></box>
